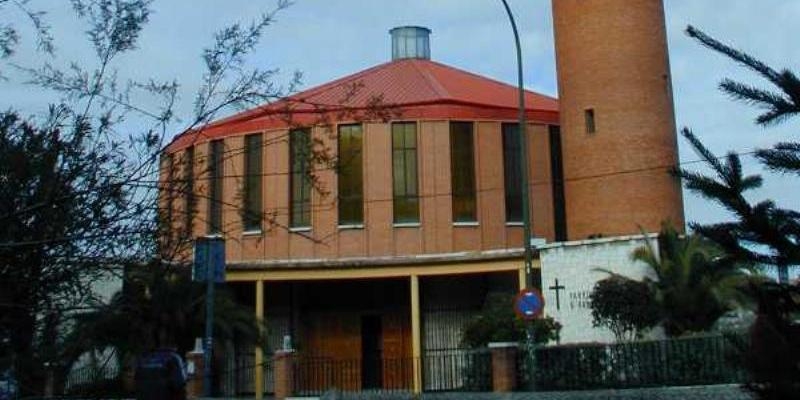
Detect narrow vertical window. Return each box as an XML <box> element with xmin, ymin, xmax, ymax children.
<box><xmin>450</xmin><ymin>121</ymin><xmax>477</xmax><ymax>223</ymax></box>
<box><xmin>392</xmin><ymin>122</ymin><xmax>419</xmax><ymax>224</ymax></box>
<box><xmin>290</xmin><ymin>129</ymin><xmax>312</xmax><ymax>229</ymax></box>
<box><xmin>183</xmin><ymin>146</ymin><xmax>195</xmax><ymax>237</ymax></box>
<box><xmin>243</xmin><ymin>133</ymin><xmax>263</xmax><ymax>232</ymax></box>
<box><xmin>585</xmin><ymin>108</ymin><xmax>596</xmax><ymax>134</ymax></box>
<box><xmin>208</xmin><ymin>139</ymin><xmax>224</xmax><ymax>235</ymax></box>
<box><xmin>163</xmin><ymin>153</ymin><xmax>175</xmax><ymax>230</ymax></box>
<box><xmin>337</xmin><ymin>124</ymin><xmax>364</xmax><ymax>226</ymax></box>
<box><xmin>549</xmin><ymin>125</ymin><xmax>568</xmax><ymax>241</ymax></box>
<box><xmin>502</xmin><ymin>123</ymin><xmax>523</xmax><ymax>224</ymax></box>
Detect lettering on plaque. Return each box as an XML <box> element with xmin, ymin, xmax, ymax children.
<box><xmin>568</xmin><ymin>290</ymin><xmax>592</xmax><ymax>310</ymax></box>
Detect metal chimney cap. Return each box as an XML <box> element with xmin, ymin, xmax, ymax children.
<box><xmin>390</xmin><ymin>26</ymin><xmax>431</xmax><ymax>61</ymax></box>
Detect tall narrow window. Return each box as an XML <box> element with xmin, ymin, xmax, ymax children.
<box><xmin>392</xmin><ymin>122</ymin><xmax>419</xmax><ymax>224</ymax></box>
<box><xmin>183</xmin><ymin>146</ymin><xmax>195</xmax><ymax>237</ymax></box>
<box><xmin>450</xmin><ymin>121</ymin><xmax>477</xmax><ymax>223</ymax></box>
<box><xmin>163</xmin><ymin>153</ymin><xmax>175</xmax><ymax>230</ymax></box>
<box><xmin>243</xmin><ymin>133</ymin><xmax>263</xmax><ymax>232</ymax></box>
<box><xmin>337</xmin><ymin>124</ymin><xmax>363</xmax><ymax>226</ymax></box>
<box><xmin>208</xmin><ymin>139</ymin><xmax>224</xmax><ymax>234</ymax></box>
<box><xmin>290</xmin><ymin>129</ymin><xmax>312</xmax><ymax>229</ymax></box>
<box><xmin>502</xmin><ymin>123</ymin><xmax>523</xmax><ymax>224</ymax></box>
<box><xmin>585</xmin><ymin>108</ymin><xmax>596</xmax><ymax>134</ymax></box>
<box><xmin>549</xmin><ymin>125</ymin><xmax>568</xmax><ymax>241</ymax></box>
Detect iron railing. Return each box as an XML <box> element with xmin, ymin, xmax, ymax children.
<box><xmin>292</xmin><ymin>357</ymin><xmax>413</xmax><ymax>396</ymax></box>
<box><xmin>422</xmin><ymin>349</ymin><xmax>491</xmax><ymax>392</ymax></box>
<box><xmin>290</xmin><ymin>350</ymin><xmax>494</xmax><ymax>396</ymax></box>
<box><xmin>8</xmin><ymin>335</ymin><xmax>748</xmax><ymax>398</ymax></box>
<box><xmin>61</xmin><ymin>363</ymin><xmax>127</xmax><ymax>398</ymax></box>
<box><xmin>526</xmin><ymin>334</ymin><xmax>748</xmax><ymax>391</ymax></box>
<box><xmin>216</xmin><ymin>357</ymin><xmax>272</xmax><ymax>397</ymax></box>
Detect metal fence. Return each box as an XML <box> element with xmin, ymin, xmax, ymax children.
<box><xmin>293</xmin><ymin>357</ymin><xmax>414</xmax><ymax>396</ymax></box>
<box><xmin>5</xmin><ymin>335</ymin><xmax>749</xmax><ymax>398</ymax></box>
<box><xmin>289</xmin><ymin>350</ymin><xmax>494</xmax><ymax>396</ymax></box>
<box><xmin>217</xmin><ymin>356</ymin><xmax>271</xmax><ymax>397</ymax></box>
<box><xmin>525</xmin><ymin>334</ymin><xmax>748</xmax><ymax>391</ymax></box>
<box><xmin>60</xmin><ymin>363</ymin><xmax>128</xmax><ymax>398</ymax></box>
<box><xmin>422</xmin><ymin>349</ymin><xmax>491</xmax><ymax>392</ymax></box>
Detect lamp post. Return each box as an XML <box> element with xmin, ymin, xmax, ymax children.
<box><xmin>501</xmin><ymin>2</ymin><xmax>538</xmax><ymax>389</ymax></box>
<box><xmin>500</xmin><ymin>0</ymin><xmax>534</xmax><ymax>289</ymax></box>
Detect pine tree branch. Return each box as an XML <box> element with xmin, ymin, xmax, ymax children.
<box><xmin>756</xmin><ymin>142</ymin><xmax>800</xmax><ymax>175</ymax></box>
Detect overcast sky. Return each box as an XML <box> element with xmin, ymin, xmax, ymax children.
<box><xmin>1</xmin><ymin>0</ymin><xmax>797</xmax><ymax>231</ymax></box>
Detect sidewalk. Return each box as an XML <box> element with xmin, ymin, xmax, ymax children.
<box><xmin>198</xmin><ymin>384</ymin><xmax>752</xmax><ymax>400</ymax></box>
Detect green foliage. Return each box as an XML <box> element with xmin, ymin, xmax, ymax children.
<box><xmin>0</xmin><ymin>108</ymin><xmax>137</xmax><ymax>395</ymax></box>
<box><xmin>687</xmin><ymin>26</ymin><xmax>800</xmax><ymax>128</ymax></box>
<box><xmin>632</xmin><ymin>225</ymin><xmax>755</xmax><ymax>337</ymax></box>
<box><xmin>680</xmin><ymin>27</ymin><xmax>800</xmax><ymax>281</ymax></box>
<box><xmin>460</xmin><ymin>292</ymin><xmax>561</xmax><ymax>348</ymax></box>
<box><xmin>532</xmin><ymin>335</ymin><xmax>747</xmax><ymax>391</ymax></box>
<box><xmin>1</xmin><ymin>1</ymin><xmax>295</xmax><ymax>396</ymax></box>
<box><xmin>723</xmin><ymin>282</ymin><xmax>800</xmax><ymax>399</ymax></box>
<box><xmin>66</xmin><ymin>261</ymin><xmax>267</xmax><ymax>365</ymax></box>
<box><xmin>681</xmin><ymin>26</ymin><xmax>800</xmax><ymax>399</ymax></box>
<box><xmin>590</xmin><ymin>276</ymin><xmax>660</xmax><ymax>342</ymax></box>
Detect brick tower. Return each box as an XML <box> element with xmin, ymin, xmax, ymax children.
<box><xmin>552</xmin><ymin>0</ymin><xmax>685</xmax><ymax>240</ymax></box>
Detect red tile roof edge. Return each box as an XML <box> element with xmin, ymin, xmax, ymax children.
<box><xmin>165</xmin><ymin>59</ymin><xmax>560</xmax><ymax>153</ymax></box>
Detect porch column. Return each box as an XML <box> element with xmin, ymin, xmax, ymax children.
<box><xmin>410</xmin><ymin>275</ymin><xmax>422</xmax><ymax>394</ymax></box>
<box><xmin>254</xmin><ymin>280</ymin><xmax>265</xmax><ymax>400</ymax></box>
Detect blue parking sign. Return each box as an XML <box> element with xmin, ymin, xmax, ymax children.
<box><xmin>209</xmin><ymin>238</ymin><xmax>225</xmax><ymax>283</ymax></box>
<box><xmin>193</xmin><ymin>237</ymin><xmax>225</xmax><ymax>283</ymax></box>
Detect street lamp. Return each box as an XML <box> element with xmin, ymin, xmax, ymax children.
<box><xmin>500</xmin><ymin>0</ymin><xmax>534</xmax><ymax>289</ymax></box>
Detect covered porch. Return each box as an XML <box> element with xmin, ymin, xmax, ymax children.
<box><xmin>224</xmin><ymin>257</ymin><xmax>533</xmax><ymax>398</ymax></box>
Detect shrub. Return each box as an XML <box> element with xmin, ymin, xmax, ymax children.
<box><xmin>460</xmin><ymin>292</ymin><xmax>561</xmax><ymax>348</ymax></box>
<box><xmin>590</xmin><ymin>276</ymin><xmax>660</xmax><ymax>342</ymax></box>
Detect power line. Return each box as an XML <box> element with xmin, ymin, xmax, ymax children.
<box><xmin>151</xmin><ymin>147</ymin><xmax>763</xmax><ymax>191</ymax></box>
<box><xmin>145</xmin><ymin>147</ymin><xmax>766</xmax><ymax>251</ymax></box>
<box><xmin>0</xmin><ymin>141</ymin><xmax>764</xmax><ymax>249</ymax></box>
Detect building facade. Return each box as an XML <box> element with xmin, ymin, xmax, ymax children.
<box><xmin>159</xmin><ymin>1</ymin><xmax>685</xmax><ymax>393</ymax></box>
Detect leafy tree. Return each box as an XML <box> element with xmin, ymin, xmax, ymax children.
<box><xmin>0</xmin><ymin>0</ymin><xmax>53</xmax><ymax>66</ymax></box>
<box><xmin>461</xmin><ymin>292</ymin><xmax>561</xmax><ymax>348</ymax></box>
<box><xmin>589</xmin><ymin>276</ymin><xmax>660</xmax><ymax>342</ymax></box>
<box><xmin>1</xmin><ymin>1</ymin><xmax>392</xmax><ymax>396</ymax></box>
<box><xmin>0</xmin><ymin>0</ymin><xmax>299</xmax><ymax>395</ymax></box>
<box><xmin>0</xmin><ymin>109</ymin><xmax>140</xmax><ymax>395</ymax></box>
<box><xmin>677</xmin><ymin>26</ymin><xmax>800</xmax><ymax>399</ymax></box>
<box><xmin>631</xmin><ymin>225</ymin><xmax>754</xmax><ymax>337</ymax></box>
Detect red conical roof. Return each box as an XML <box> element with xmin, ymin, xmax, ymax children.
<box><xmin>168</xmin><ymin>58</ymin><xmax>559</xmax><ymax>151</ymax></box>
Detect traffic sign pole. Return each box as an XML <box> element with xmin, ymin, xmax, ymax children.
<box><xmin>514</xmin><ymin>288</ymin><xmax>544</xmax><ymax>391</ymax></box>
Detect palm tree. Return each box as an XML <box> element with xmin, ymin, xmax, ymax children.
<box><xmin>62</xmin><ymin>259</ymin><xmax>266</xmax><ymax>393</ymax></box>
<box><xmin>632</xmin><ymin>225</ymin><xmax>755</xmax><ymax>337</ymax></box>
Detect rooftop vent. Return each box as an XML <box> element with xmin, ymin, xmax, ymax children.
<box><xmin>390</xmin><ymin>26</ymin><xmax>431</xmax><ymax>61</ymax></box>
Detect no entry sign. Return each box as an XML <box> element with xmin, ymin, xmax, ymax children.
<box><xmin>514</xmin><ymin>288</ymin><xmax>545</xmax><ymax>320</ymax></box>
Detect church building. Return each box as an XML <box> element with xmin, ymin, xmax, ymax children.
<box><xmin>160</xmin><ymin>0</ymin><xmax>684</xmax><ymax>395</ymax></box>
